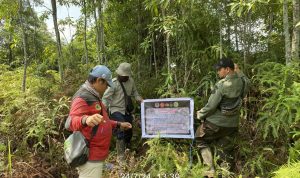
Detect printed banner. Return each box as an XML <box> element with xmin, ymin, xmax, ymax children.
<box><xmin>141</xmin><ymin>98</ymin><xmax>194</xmax><ymax>139</ymax></box>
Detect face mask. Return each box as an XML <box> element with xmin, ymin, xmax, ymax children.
<box><xmin>118</xmin><ymin>76</ymin><xmax>129</xmax><ymax>82</ymax></box>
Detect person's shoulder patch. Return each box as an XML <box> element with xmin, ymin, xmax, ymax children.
<box><xmin>95</xmin><ymin>103</ymin><xmax>102</xmax><ymax>111</ymax></box>
<box><xmin>223</xmin><ymin>80</ymin><xmax>232</xmax><ymax>87</ymax></box>
<box><xmin>218</xmin><ymin>79</ymin><xmax>226</xmax><ymax>87</ymax></box>
<box><xmin>211</xmin><ymin>84</ymin><xmax>219</xmax><ymax>94</ymax></box>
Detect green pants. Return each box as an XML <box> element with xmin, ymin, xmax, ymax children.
<box><xmin>195</xmin><ymin>120</ymin><xmax>238</xmax><ymax>163</ymax></box>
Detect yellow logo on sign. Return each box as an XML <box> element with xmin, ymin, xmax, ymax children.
<box><xmin>173</xmin><ymin>102</ymin><xmax>179</xmax><ymax>107</ymax></box>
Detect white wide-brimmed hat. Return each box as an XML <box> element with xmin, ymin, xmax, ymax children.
<box><xmin>116</xmin><ymin>62</ymin><xmax>132</xmax><ymax>76</ymax></box>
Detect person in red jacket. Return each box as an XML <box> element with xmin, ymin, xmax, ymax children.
<box><xmin>68</xmin><ymin>65</ymin><xmax>132</xmax><ymax>178</ymax></box>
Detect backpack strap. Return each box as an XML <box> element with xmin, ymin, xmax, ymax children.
<box><xmin>119</xmin><ymin>80</ymin><xmax>129</xmax><ymax>109</ymax></box>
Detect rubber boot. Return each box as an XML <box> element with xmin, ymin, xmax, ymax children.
<box><xmin>200</xmin><ymin>147</ymin><xmax>215</xmax><ymax>178</ymax></box>
<box><xmin>116</xmin><ymin>139</ymin><xmax>125</xmax><ymax>167</ymax></box>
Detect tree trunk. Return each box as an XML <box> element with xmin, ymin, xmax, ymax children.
<box><xmin>292</xmin><ymin>0</ymin><xmax>299</xmax><ymax>61</ymax></box>
<box><xmin>152</xmin><ymin>34</ymin><xmax>157</xmax><ymax>78</ymax></box>
<box><xmin>267</xmin><ymin>9</ymin><xmax>274</xmax><ymax>52</ymax></box>
<box><xmin>92</xmin><ymin>0</ymin><xmax>101</xmax><ymax>63</ymax></box>
<box><xmin>243</xmin><ymin>8</ymin><xmax>251</xmax><ymax>69</ymax></box>
<box><xmin>26</xmin><ymin>0</ymin><xmax>38</xmax><ymax>62</ymax></box>
<box><xmin>243</xmin><ymin>16</ymin><xmax>247</xmax><ymax>69</ymax></box>
<box><xmin>225</xmin><ymin>1</ymin><xmax>231</xmax><ymax>44</ymax></box>
<box><xmin>66</xmin><ymin>7</ymin><xmax>75</xmax><ymax>68</ymax></box>
<box><xmin>166</xmin><ymin>32</ymin><xmax>170</xmax><ymax>88</ymax></box>
<box><xmin>161</xmin><ymin>7</ymin><xmax>171</xmax><ymax>89</ymax></box>
<box><xmin>98</xmin><ymin>0</ymin><xmax>105</xmax><ymax>64</ymax></box>
<box><xmin>83</xmin><ymin>0</ymin><xmax>88</xmax><ymax>64</ymax></box>
<box><xmin>18</xmin><ymin>0</ymin><xmax>28</xmax><ymax>92</ymax></box>
<box><xmin>234</xmin><ymin>20</ymin><xmax>239</xmax><ymax>51</ymax></box>
<box><xmin>219</xmin><ymin>3</ymin><xmax>223</xmax><ymax>59</ymax></box>
<box><xmin>51</xmin><ymin>0</ymin><xmax>63</xmax><ymax>81</ymax></box>
<box><xmin>284</xmin><ymin>0</ymin><xmax>292</xmax><ymax>65</ymax></box>
<box><xmin>6</xmin><ymin>34</ymin><xmax>13</xmax><ymax>65</ymax></box>
<box><xmin>182</xmin><ymin>8</ymin><xmax>188</xmax><ymax>89</ymax></box>
<box><xmin>137</xmin><ymin>0</ymin><xmax>141</xmax><ymax>80</ymax></box>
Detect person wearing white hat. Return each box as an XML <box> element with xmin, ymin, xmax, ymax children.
<box><xmin>102</xmin><ymin>62</ymin><xmax>143</xmax><ymax>165</ymax></box>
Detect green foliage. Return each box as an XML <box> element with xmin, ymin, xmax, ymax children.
<box><xmin>289</xmin><ymin>140</ymin><xmax>300</xmax><ymax>163</ymax></box>
<box><xmin>62</xmin><ymin>64</ymin><xmax>93</xmax><ymax>96</ymax></box>
<box><xmin>0</xmin><ymin>64</ymin><xmax>76</xmax><ymax>176</ymax></box>
<box><xmin>142</xmin><ymin>138</ymin><xmax>177</xmax><ymax>175</ymax></box>
<box><xmin>0</xmin><ymin>0</ymin><xmax>299</xmax><ymax>176</ymax></box>
<box><xmin>288</xmin><ymin>129</ymin><xmax>300</xmax><ymax>162</ymax></box>
<box><xmin>234</xmin><ymin>136</ymin><xmax>281</xmax><ymax>177</ymax></box>
<box><xmin>0</xmin><ymin>64</ymin><xmax>69</xmax><ymax>154</ymax></box>
<box><xmin>230</xmin><ymin>0</ymin><xmax>263</xmax><ymax>17</ymax></box>
<box><xmin>272</xmin><ymin>161</ymin><xmax>300</xmax><ymax>178</ymax></box>
<box><xmin>0</xmin><ymin>0</ymin><xmax>18</xmax><ymax>19</ymax></box>
<box><xmin>253</xmin><ymin>62</ymin><xmax>300</xmax><ymax>140</ymax></box>
<box><xmin>156</xmin><ymin>70</ymin><xmax>175</xmax><ymax>97</ymax></box>
<box><xmin>140</xmin><ymin>138</ymin><xmax>205</xmax><ymax>177</ymax></box>
<box><xmin>243</xmin><ymin>151</ymin><xmax>275</xmax><ymax>177</ymax></box>
<box><xmin>25</xmin><ymin>96</ymin><xmax>70</xmax><ymax>150</ymax></box>
<box><xmin>0</xmin><ymin>65</ymin><xmax>60</xmax><ymax>121</ymax></box>
<box><xmin>230</xmin><ymin>61</ymin><xmax>300</xmax><ymax>177</ymax></box>
<box><xmin>192</xmin><ymin>71</ymin><xmax>217</xmax><ymax>98</ymax></box>
<box><xmin>142</xmin><ymin>0</ymin><xmax>222</xmax><ymax>96</ymax></box>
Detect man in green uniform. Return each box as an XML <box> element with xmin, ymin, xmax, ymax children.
<box><xmin>196</xmin><ymin>58</ymin><xmax>250</xmax><ymax>177</ymax></box>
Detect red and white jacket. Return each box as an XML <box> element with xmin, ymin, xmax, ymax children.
<box><xmin>69</xmin><ymin>84</ymin><xmax>117</xmax><ymax>161</ymax></box>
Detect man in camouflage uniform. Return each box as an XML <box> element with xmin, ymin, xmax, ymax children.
<box><xmin>102</xmin><ymin>62</ymin><xmax>143</xmax><ymax>165</ymax></box>
<box><xmin>196</xmin><ymin>58</ymin><xmax>250</xmax><ymax>177</ymax></box>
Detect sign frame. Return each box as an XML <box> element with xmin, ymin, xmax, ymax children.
<box><xmin>141</xmin><ymin>98</ymin><xmax>194</xmax><ymax>139</ymax></box>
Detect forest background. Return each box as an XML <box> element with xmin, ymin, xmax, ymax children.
<box><xmin>1</xmin><ymin>0</ymin><xmax>300</xmax><ymax>177</ymax></box>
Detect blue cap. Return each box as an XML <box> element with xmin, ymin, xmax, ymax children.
<box><xmin>90</xmin><ymin>65</ymin><xmax>114</xmax><ymax>88</ymax></box>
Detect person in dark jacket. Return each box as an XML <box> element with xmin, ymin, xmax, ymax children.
<box><xmin>196</xmin><ymin>58</ymin><xmax>250</xmax><ymax>177</ymax></box>
<box><xmin>68</xmin><ymin>65</ymin><xmax>132</xmax><ymax>178</ymax></box>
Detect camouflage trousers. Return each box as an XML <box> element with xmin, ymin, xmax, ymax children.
<box><xmin>195</xmin><ymin>120</ymin><xmax>238</xmax><ymax>165</ymax></box>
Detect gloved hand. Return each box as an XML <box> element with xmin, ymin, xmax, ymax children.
<box><xmin>196</xmin><ymin>110</ymin><xmax>201</xmax><ymax>120</ymax></box>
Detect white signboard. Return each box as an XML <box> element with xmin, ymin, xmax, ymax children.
<box><xmin>141</xmin><ymin>98</ymin><xmax>194</xmax><ymax>139</ymax></box>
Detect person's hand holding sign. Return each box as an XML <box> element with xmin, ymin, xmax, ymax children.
<box><xmin>120</xmin><ymin>122</ymin><xmax>132</xmax><ymax>130</ymax></box>
<box><xmin>196</xmin><ymin>110</ymin><xmax>201</xmax><ymax>120</ymax></box>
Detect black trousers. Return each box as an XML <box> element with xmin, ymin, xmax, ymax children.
<box><xmin>111</xmin><ymin>112</ymin><xmax>133</xmax><ymax>144</ymax></box>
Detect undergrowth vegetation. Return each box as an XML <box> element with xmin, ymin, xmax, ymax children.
<box><xmin>0</xmin><ymin>62</ymin><xmax>300</xmax><ymax>177</ymax></box>
<box><xmin>0</xmin><ymin>65</ymin><xmax>75</xmax><ymax>177</ymax></box>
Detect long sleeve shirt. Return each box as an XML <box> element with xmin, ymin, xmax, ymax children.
<box><xmin>102</xmin><ymin>77</ymin><xmax>142</xmax><ymax>115</ymax></box>
<box><xmin>198</xmin><ymin>72</ymin><xmax>250</xmax><ymax>127</ymax></box>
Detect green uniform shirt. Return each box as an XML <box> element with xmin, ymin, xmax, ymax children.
<box><xmin>198</xmin><ymin>72</ymin><xmax>250</xmax><ymax>127</ymax></box>
<box><xmin>102</xmin><ymin>77</ymin><xmax>142</xmax><ymax>115</ymax></box>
